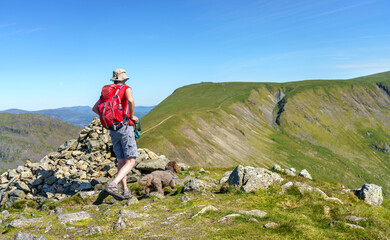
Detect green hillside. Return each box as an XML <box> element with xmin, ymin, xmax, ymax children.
<box><xmin>0</xmin><ymin>113</ymin><xmax>81</xmax><ymax>172</ymax></box>
<box><xmin>138</xmin><ymin>71</ymin><xmax>390</xmax><ymax>193</ymax></box>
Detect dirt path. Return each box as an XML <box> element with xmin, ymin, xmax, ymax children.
<box><xmin>142</xmin><ymin>114</ymin><xmax>176</xmax><ymax>134</ymax></box>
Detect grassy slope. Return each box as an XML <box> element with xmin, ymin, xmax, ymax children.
<box><xmin>0</xmin><ymin>113</ymin><xmax>81</xmax><ymax>171</ymax></box>
<box><xmin>138</xmin><ymin>71</ymin><xmax>390</xmax><ymax>193</ymax></box>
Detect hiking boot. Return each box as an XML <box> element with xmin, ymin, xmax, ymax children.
<box><xmin>105</xmin><ymin>182</ymin><xmax>124</xmax><ymax>200</ymax></box>
<box><xmin>123</xmin><ymin>188</ymin><xmax>133</xmax><ymax>199</ymax></box>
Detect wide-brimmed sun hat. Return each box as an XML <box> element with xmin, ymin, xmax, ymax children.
<box><xmin>110</xmin><ymin>68</ymin><xmax>129</xmax><ymax>81</ymax></box>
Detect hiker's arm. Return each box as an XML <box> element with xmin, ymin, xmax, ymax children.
<box><xmin>92</xmin><ymin>100</ymin><xmax>100</xmax><ymax>115</ymax></box>
<box><xmin>125</xmin><ymin>88</ymin><xmax>138</xmax><ymax>122</ymax></box>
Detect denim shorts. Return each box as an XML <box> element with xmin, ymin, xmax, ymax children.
<box><xmin>110</xmin><ymin>125</ymin><xmax>138</xmax><ymax>159</ymax></box>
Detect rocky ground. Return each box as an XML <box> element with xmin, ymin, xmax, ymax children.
<box><xmin>0</xmin><ymin>118</ymin><xmax>388</xmax><ymax>239</ymax></box>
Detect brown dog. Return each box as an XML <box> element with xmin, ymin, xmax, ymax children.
<box><xmin>139</xmin><ymin>161</ymin><xmax>179</xmax><ymax>195</ymax></box>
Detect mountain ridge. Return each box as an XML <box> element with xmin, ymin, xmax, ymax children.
<box><xmin>138</xmin><ymin>71</ymin><xmax>390</xmax><ymax>193</ymax></box>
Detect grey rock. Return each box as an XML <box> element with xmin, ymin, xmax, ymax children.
<box><xmin>20</xmin><ymin>171</ymin><xmax>33</xmax><ymax>180</ymax></box>
<box><xmin>79</xmin><ymin>191</ymin><xmax>98</xmax><ymax>200</ymax></box>
<box><xmin>149</xmin><ymin>192</ymin><xmax>165</xmax><ymax>199</ymax></box>
<box><xmin>119</xmin><ymin>209</ymin><xmax>147</xmax><ymax>218</ymax></box>
<box><xmin>282</xmin><ymin>182</ymin><xmax>343</xmax><ymax>204</ymax></box>
<box><xmin>298</xmin><ymin>169</ymin><xmax>312</xmax><ymax>180</ymax></box>
<box><xmin>184</xmin><ymin>178</ymin><xmax>207</xmax><ymax>192</ymax></box>
<box><xmin>44</xmin><ymin>225</ymin><xmax>52</xmax><ymax>233</ymax></box>
<box><xmin>177</xmin><ymin>196</ymin><xmax>190</xmax><ymax>202</ymax></box>
<box><xmin>177</xmin><ymin>163</ymin><xmax>190</xmax><ymax>171</ymax></box>
<box><xmin>58</xmin><ymin>139</ymin><xmax>78</xmax><ymax>152</ymax></box>
<box><xmin>85</xmin><ymin>140</ymin><xmax>101</xmax><ymax>153</ymax></box>
<box><xmin>323</xmin><ymin>205</ymin><xmax>331</xmax><ymax>216</ymax></box>
<box><xmin>345</xmin><ymin>215</ymin><xmax>367</xmax><ymax>222</ymax></box>
<box><xmin>113</xmin><ymin>216</ymin><xmax>126</xmax><ymax>230</ymax></box>
<box><xmin>345</xmin><ymin>223</ymin><xmax>364</xmax><ymax>229</ymax></box>
<box><xmin>1</xmin><ymin>210</ymin><xmax>10</xmax><ymax>219</ymax></box>
<box><xmin>65</xmin><ymin>159</ymin><xmax>75</xmax><ymax>166</ymax></box>
<box><xmin>238</xmin><ymin>209</ymin><xmax>267</xmax><ymax>218</ymax></box>
<box><xmin>8</xmin><ymin>169</ymin><xmax>19</xmax><ymax>179</ymax></box>
<box><xmin>263</xmin><ymin>222</ymin><xmax>279</xmax><ymax>228</ymax></box>
<box><xmin>54</xmin><ymin>208</ymin><xmax>63</xmax><ymax>215</ymax></box>
<box><xmin>126</xmin><ymin>197</ymin><xmax>139</xmax><ymax>206</ymax></box>
<box><xmin>14</xmin><ymin>231</ymin><xmax>46</xmax><ymax>240</ymax></box>
<box><xmin>330</xmin><ymin>221</ymin><xmax>339</xmax><ymax>227</ymax></box>
<box><xmin>75</xmin><ymin>182</ymin><xmax>93</xmax><ymax>192</ymax></box>
<box><xmin>56</xmin><ymin>211</ymin><xmax>91</xmax><ymax>223</ymax></box>
<box><xmin>282</xmin><ymin>168</ymin><xmax>296</xmax><ymax>176</ymax></box>
<box><xmin>9</xmin><ymin>190</ymin><xmax>26</xmax><ymax>199</ymax></box>
<box><xmin>44</xmin><ymin>176</ymin><xmax>57</xmax><ymax>185</ymax></box>
<box><xmin>6</xmin><ymin>217</ymin><xmax>43</xmax><ymax>228</ymax></box>
<box><xmin>272</xmin><ymin>164</ymin><xmax>282</xmax><ymax>171</ymax></box>
<box><xmin>192</xmin><ymin>205</ymin><xmax>218</xmax><ymax>219</ymax></box>
<box><xmin>358</xmin><ymin>184</ymin><xmax>383</xmax><ymax>206</ymax></box>
<box><xmin>240</xmin><ymin>167</ymin><xmax>283</xmax><ymax>192</ymax></box>
<box><xmin>227</xmin><ymin>165</ymin><xmax>245</xmax><ymax>186</ymax></box>
<box><xmin>226</xmin><ymin>165</ymin><xmax>283</xmax><ymax>192</ymax></box>
<box><xmin>31</xmin><ymin>179</ymin><xmax>43</xmax><ymax>187</ymax></box>
<box><xmin>218</xmin><ymin>171</ymin><xmax>232</xmax><ymax>184</ymax></box>
<box><xmin>86</xmin><ymin>227</ymin><xmax>101</xmax><ymax>236</ymax></box>
<box><xmin>218</xmin><ymin>214</ymin><xmax>241</xmax><ymax>223</ymax></box>
<box><xmin>136</xmin><ymin>158</ymin><xmax>169</xmax><ymax>172</ymax></box>
<box><xmin>91</xmin><ymin>177</ymin><xmax>109</xmax><ymax>186</ymax></box>
<box><xmin>16</xmin><ymin>182</ymin><xmax>30</xmax><ymax>193</ymax></box>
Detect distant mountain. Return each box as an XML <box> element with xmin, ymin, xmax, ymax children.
<box><xmin>0</xmin><ymin>113</ymin><xmax>81</xmax><ymax>172</ymax></box>
<box><xmin>0</xmin><ymin>105</ymin><xmax>155</xmax><ymax>128</ymax></box>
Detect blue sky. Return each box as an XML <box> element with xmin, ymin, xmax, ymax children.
<box><xmin>0</xmin><ymin>0</ymin><xmax>389</xmax><ymax>110</ymax></box>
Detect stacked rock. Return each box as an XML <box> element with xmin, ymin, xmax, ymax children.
<box><xmin>0</xmin><ymin>117</ymin><xmax>177</xmax><ymax>208</ymax></box>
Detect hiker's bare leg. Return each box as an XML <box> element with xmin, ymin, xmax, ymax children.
<box><xmin>117</xmin><ymin>159</ymin><xmax>127</xmax><ymax>189</ymax></box>
<box><xmin>113</xmin><ymin>158</ymin><xmax>136</xmax><ymax>186</ymax></box>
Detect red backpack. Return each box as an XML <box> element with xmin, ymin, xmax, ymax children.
<box><xmin>98</xmin><ymin>84</ymin><xmax>129</xmax><ymax>130</ymax></box>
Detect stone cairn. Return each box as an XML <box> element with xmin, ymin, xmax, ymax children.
<box><xmin>0</xmin><ymin>117</ymin><xmax>179</xmax><ymax>208</ymax></box>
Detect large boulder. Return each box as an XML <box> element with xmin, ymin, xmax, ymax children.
<box><xmin>136</xmin><ymin>158</ymin><xmax>169</xmax><ymax>172</ymax></box>
<box><xmin>357</xmin><ymin>184</ymin><xmax>383</xmax><ymax>206</ymax></box>
<box><xmin>225</xmin><ymin>165</ymin><xmax>283</xmax><ymax>192</ymax></box>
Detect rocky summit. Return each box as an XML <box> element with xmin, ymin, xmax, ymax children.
<box><xmin>0</xmin><ymin>118</ymin><xmax>388</xmax><ymax>239</ymax></box>
<box><xmin>0</xmin><ymin>117</ymin><xmax>188</xmax><ymax>208</ymax></box>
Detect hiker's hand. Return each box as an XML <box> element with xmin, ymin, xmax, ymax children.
<box><xmin>131</xmin><ymin>116</ymin><xmax>139</xmax><ymax>122</ymax></box>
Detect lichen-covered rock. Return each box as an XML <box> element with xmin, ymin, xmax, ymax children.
<box><xmin>227</xmin><ymin>165</ymin><xmax>245</xmax><ymax>186</ymax></box>
<box><xmin>225</xmin><ymin>165</ymin><xmax>283</xmax><ymax>192</ymax></box>
<box><xmin>263</xmin><ymin>222</ymin><xmax>279</xmax><ymax>228</ymax></box>
<box><xmin>218</xmin><ymin>214</ymin><xmax>241</xmax><ymax>223</ymax></box>
<box><xmin>238</xmin><ymin>209</ymin><xmax>267</xmax><ymax>217</ymax></box>
<box><xmin>272</xmin><ymin>164</ymin><xmax>282</xmax><ymax>171</ymax></box>
<box><xmin>135</xmin><ymin>158</ymin><xmax>169</xmax><ymax>172</ymax></box>
<box><xmin>345</xmin><ymin>215</ymin><xmax>367</xmax><ymax>222</ymax></box>
<box><xmin>14</xmin><ymin>231</ymin><xmax>46</xmax><ymax>240</ymax></box>
<box><xmin>298</xmin><ymin>169</ymin><xmax>312</xmax><ymax>180</ymax></box>
<box><xmin>282</xmin><ymin>182</ymin><xmax>344</xmax><ymax>204</ymax></box>
<box><xmin>56</xmin><ymin>211</ymin><xmax>91</xmax><ymax>224</ymax></box>
<box><xmin>282</xmin><ymin>168</ymin><xmax>296</xmax><ymax>176</ymax></box>
<box><xmin>192</xmin><ymin>205</ymin><xmax>218</xmax><ymax>219</ymax></box>
<box><xmin>240</xmin><ymin>167</ymin><xmax>283</xmax><ymax>192</ymax></box>
<box><xmin>183</xmin><ymin>178</ymin><xmax>208</xmax><ymax>192</ymax></box>
<box><xmin>6</xmin><ymin>217</ymin><xmax>43</xmax><ymax>228</ymax></box>
<box><xmin>218</xmin><ymin>171</ymin><xmax>232</xmax><ymax>184</ymax></box>
<box><xmin>358</xmin><ymin>184</ymin><xmax>383</xmax><ymax>206</ymax></box>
